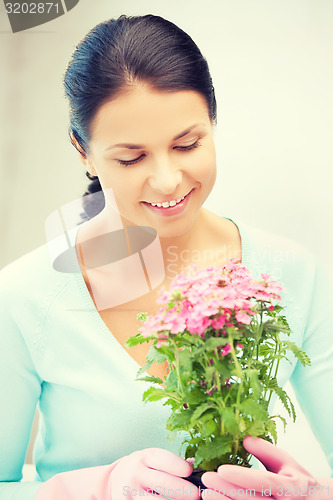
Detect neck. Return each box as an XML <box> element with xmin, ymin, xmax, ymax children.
<box><xmin>160</xmin><ymin>207</ymin><xmax>207</xmax><ymax>248</ymax></box>
<box><xmin>158</xmin><ymin>209</ymin><xmax>214</xmax><ymax>280</ymax></box>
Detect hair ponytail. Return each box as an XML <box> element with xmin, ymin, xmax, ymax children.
<box><xmin>80</xmin><ymin>172</ymin><xmax>105</xmax><ymax>221</ymax></box>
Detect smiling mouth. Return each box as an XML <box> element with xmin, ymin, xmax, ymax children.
<box><xmin>143</xmin><ymin>190</ymin><xmax>192</xmax><ymax>208</ymax></box>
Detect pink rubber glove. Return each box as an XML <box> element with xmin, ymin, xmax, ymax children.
<box><xmin>201</xmin><ymin>436</ymin><xmax>333</xmax><ymax>499</ymax></box>
<box><xmin>109</xmin><ymin>448</ymin><xmax>200</xmax><ymax>499</ymax></box>
<box><xmin>34</xmin><ymin>448</ymin><xmax>200</xmax><ymax>499</ymax></box>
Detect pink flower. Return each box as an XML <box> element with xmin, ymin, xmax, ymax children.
<box><xmin>162</xmin><ymin>314</ymin><xmax>186</xmax><ymax>334</ymax></box>
<box><xmin>221</xmin><ymin>344</ymin><xmax>233</xmax><ymax>356</ymax></box>
<box><xmin>186</xmin><ymin>315</ymin><xmax>212</xmax><ymax>336</ymax></box>
<box><xmin>156</xmin><ymin>339</ymin><xmax>167</xmax><ymax>348</ymax></box>
<box><xmin>235</xmin><ymin>310</ymin><xmax>253</xmax><ymax>325</ymax></box>
<box><xmin>138</xmin><ymin>263</ymin><xmax>285</xmax><ymax>345</ymax></box>
<box><xmin>211</xmin><ymin>314</ymin><xmax>226</xmax><ymax>330</ymax></box>
<box><xmin>206</xmin><ymin>385</ymin><xmax>218</xmax><ymax>395</ymax></box>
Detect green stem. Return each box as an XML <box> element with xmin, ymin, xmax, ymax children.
<box><xmin>256</xmin><ymin>308</ymin><xmax>264</xmax><ymax>361</ymax></box>
<box><xmin>163</xmin><ymin>392</ymin><xmax>183</xmax><ymax>404</ymax></box>
<box><xmin>214</xmin><ymin>399</ymin><xmax>226</xmax><ymax>436</ymax></box>
<box><xmin>234</xmin><ymin>439</ymin><xmax>239</xmax><ymax>458</ymax></box>
<box><xmin>263</xmin><ymin>337</ymin><xmax>279</xmax><ymax>400</ymax></box>
<box><xmin>169</xmin><ymin>338</ymin><xmax>186</xmax><ymax>397</ymax></box>
<box><xmin>228</xmin><ymin>334</ymin><xmax>243</xmax><ymax>435</ymax></box>
<box><xmin>266</xmin><ymin>342</ymin><xmax>282</xmax><ymax>407</ymax></box>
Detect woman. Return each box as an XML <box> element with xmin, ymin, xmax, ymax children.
<box><xmin>0</xmin><ymin>14</ymin><xmax>332</xmax><ymax>500</ymax></box>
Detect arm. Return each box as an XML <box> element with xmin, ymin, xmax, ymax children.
<box><xmin>0</xmin><ymin>259</ymin><xmax>200</xmax><ymax>500</ymax></box>
<box><xmin>0</xmin><ymin>297</ymin><xmax>42</xmax><ymax>500</ymax></box>
<box><xmin>0</xmin><ymin>303</ymin><xmax>199</xmax><ymax>500</ymax></box>
<box><xmin>290</xmin><ymin>262</ymin><xmax>333</xmax><ymax>475</ymax></box>
<box><xmin>34</xmin><ymin>449</ymin><xmax>200</xmax><ymax>499</ymax></box>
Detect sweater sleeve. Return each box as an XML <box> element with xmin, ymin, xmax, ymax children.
<box><xmin>0</xmin><ymin>273</ymin><xmax>122</xmax><ymax>500</ymax></box>
<box><xmin>290</xmin><ymin>261</ymin><xmax>333</xmax><ymax>476</ymax></box>
<box><xmin>0</xmin><ymin>278</ymin><xmax>43</xmax><ymax>499</ymax></box>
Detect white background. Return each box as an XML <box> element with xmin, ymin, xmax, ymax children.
<box><xmin>0</xmin><ymin>0</ymin><xmax>332</xmax><ymax>476</ymax></box>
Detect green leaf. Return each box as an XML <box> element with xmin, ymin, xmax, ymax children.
<box><xmin>262</xmin><ymin>316</ymin><xmax>291</xmax><ymax>336</ymax></box>
<box><xmin>282</xmin><ymin>340</ymin><xmax>311</xmax><ymax>366</ymax></box>
<box><xmin>238</xmin><ymin>417</ymin><xmax>247</xmax><ymax>433</ymax></box>
<box><xmin>237</xmin><ymin>399</ymin><xmax>269</xmax><ymax>421</ymax></box>
<box><xmin>270</xmin><ymin>414</ymin><xmax>287</xmax><ymax>432</ymax></box>
<box><xmin>214</xmin><ymin>361</ymin><xmax>234</xmax><ymax>381</ymax></box>
<box><xmin>191</xmin><ymin>403</ymin><xmax>216</xmax><ymax>423</ymax></box>
<box><xmin>147</xmin><ymin>345</ymin><xmax>169</xmax><ymax>364</ymax></box>
<box><xmin>204</xmin><ymin>337</ymin><xmax>231</xmax><ymax>349</ymax></box>
<box><xmin>162</xmin><ymin>398</ymin><xmax>179</xmax><ymax>410</ymax></box>
<box><xmin>265</xmin><ymin>419</ymin><xmax>277</xmax><ymax>443</ymax></box>
<box><xmin>137</xmin><ymin>312</ymin><xmax>148</xmax><ymax>322</ymax></box>
<box><xmin>197</xmin><ymin>410</ymin><xmax>216</xmax><ymax>426</ymax></box>
<box><xmin>267</xmin><ymin>379</ymin><xmax>296</xmax><ymax>422</ymax></box>
<box><xmin>221</xmin><ymin>407</ymin><xmax>240</xmax><ymax>435</ymax></box>
<box><xmin>142</xmin><ymin>386</ymin><xmax>166</xmax><ymax>403</ymax></box>
<box><xmin>243</xmin><ymin>369</ymin><xmax>264</xmax><ymax>399</ymax></box>
<box><xmin>196</xmin><ymin>436</ymin><xmax>233</xmax><ymax>463</ymax></box>
<box><xmin>138</xmin><ymin>375</ymin><xmax>164</xmax><ymax>385</ymax></box>
<box><xmin>165</xmin><ymin>371</ymin><xmax>180</xmax><ymax>393</ymax></box>
<box><xmin>185</xmin><ymin>386</ymin><xmax>207</xmax><ymax>405</ymax></box>
<box><xmin>125</xmin><ymin>333</ymin><xmax>148</xmax><ymax>347</ymax></box>
<box><xmin>178</xmin><ymin>349</ymin><xmax>192</xmax><ymax>372</ymax></box>
<box><xmin>136</xmin><ymin>359</ymin><xmax>154</xmax><ymax>378</ymax></box>
<box><xmin>246</xmin><ymin>419</ymin><xmax>267</xmax><ymax>436</ymax></box>
<box><xmin>202</xmin><ymin>419</ymin><xmax>219</xmax><ymax>437</ymax></box>
<box><xmin>167</xmin><ymin>410</ymin><xmax>192</xmax><ymax>431</ymax></box>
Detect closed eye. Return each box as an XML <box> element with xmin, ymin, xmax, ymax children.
<box><xmin>117</xmin><ymin>139</ymin><xmax>200</xmax><ymax>166</ymax></box>
<box><xmin>174</xmin><ymin>139</ymin><xmax>201</xmax><ymax>152</ymax></box>
<box><xmin>118</xmin><ymin>154</ymin><xmax>146</xmax><ymax>166</ymax></box>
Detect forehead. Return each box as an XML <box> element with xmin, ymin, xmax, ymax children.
<box><xmin>89</xmin><ymin>84</ymin><xmax>211</xmax><ymax>145</ymax></box>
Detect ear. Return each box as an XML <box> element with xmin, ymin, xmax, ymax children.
<box><xmin>70</xmin><ymin>133</ymin><xmax>98</xmax><ymax>177</ymax></box>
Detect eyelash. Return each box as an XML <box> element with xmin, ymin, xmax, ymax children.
<box><xmin>118</xmin><ymin>154</ymin><xmax>146</xmax><ymax>166</ymax></box>
<box><xmin>175</xmin><ymin>139</ymin><xmax>201</xmax><ymax>152</ymax></box>
<box><xmin>117</xmin><ymin>140</ymin><xmax>201</xmax><ymax>166</ymax></box>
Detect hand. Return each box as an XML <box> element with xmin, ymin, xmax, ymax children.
<box><xmin>200</xmin><ymin>436</ymin><xmax>332</xmax><ymax>499</ymax></box>
<box><xmin>34</xmin><ymin>447</ymin><xmax>200</xmax><ymax>499</ymax></box>
<box><xmin>109</xmin><ymin>447</ymin><xmax>200</xmax><ymax>499</ymax></box>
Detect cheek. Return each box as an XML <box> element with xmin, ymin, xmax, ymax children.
<box><xmin>98</xmin><ymin>176</ymin><xmax>131</xmax><ymax>212</ymax></box>
<box><xmin>188</xmin><ymin>146</ymin><xmax>217</xmax><ymax>181</ymax></box>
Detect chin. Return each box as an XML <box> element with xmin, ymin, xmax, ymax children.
<box><xmin>156</xmin><ymin>218</ymin><xmax>197</xmax><ymax>240</ymax></box>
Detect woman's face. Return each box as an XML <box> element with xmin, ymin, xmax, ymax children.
<box><xmin>85</xmin><ymin>84</ymin><xmax>217</xmax><ymax>238</ymax></box>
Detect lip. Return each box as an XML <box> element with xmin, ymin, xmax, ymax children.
<box><xmin>142</xmin><ymin>189</ymin><xmax>193</xmax><ymax>217</ymax></box>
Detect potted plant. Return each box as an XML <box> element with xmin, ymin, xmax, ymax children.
<box><xmin>126</xmin><ymin>262</ymin><xmax>310</xmax><ymax>484</ymax></box>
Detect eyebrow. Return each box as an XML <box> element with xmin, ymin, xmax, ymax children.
<box><xmin>104</xmin><ymin>123</ymin><xmax>205</xmax><ymax>151</ymax></box>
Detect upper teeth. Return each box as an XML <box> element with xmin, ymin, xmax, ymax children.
<box><xmin>149</xmin><ymin>195</ymin><xmax>185</xmax><ymax>208</ymax></box>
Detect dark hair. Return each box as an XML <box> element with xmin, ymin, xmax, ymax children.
<box><xmin>64</xmin><ymin>14</ymin><xmax>217</xmax><ymax>220</ymax></box>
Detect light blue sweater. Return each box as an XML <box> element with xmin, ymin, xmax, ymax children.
<box><xmin>0</xmin><ymin>219</ymin><xmax>332</xmax><ymax>499</ymax></box>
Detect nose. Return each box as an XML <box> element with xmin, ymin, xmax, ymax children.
<box><xmin>147</xmin><ymin>156</ymin><xmax>182</xmax><ymax>195</ymax></box>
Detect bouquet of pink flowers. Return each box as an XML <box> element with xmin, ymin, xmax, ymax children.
<box><xmin>126</xmin><ymin>262</ymin><xmax>310</xmax><ymax>471</ymax></box>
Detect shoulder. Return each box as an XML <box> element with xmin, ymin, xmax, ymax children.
<box><xmin>0</xmin><ymin>242</ymin><xmax>79</xmax><ymax>326</ymax></box>
<box><xmin>235</xmin><ymin>220</ymin><xmax>316</xmax><ymax>275</ymax></box>
<box><xmin>233</xmin><ymin>220</ymin><xmax>331</xmax><ymax>339</ymax></box>
<box><xmin>232</xmin><ymin>219</ymin><xmax>324</xmax><ymax>312</ymax></box>
<box><xmin>1</xmin><ymin>243</ymin><xmax>69</xmax><ymax>293</ymax></box>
